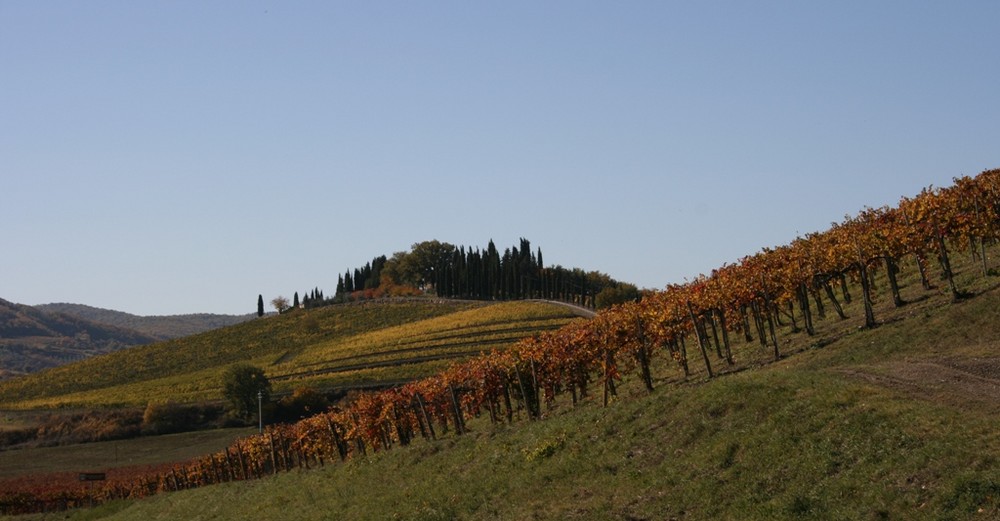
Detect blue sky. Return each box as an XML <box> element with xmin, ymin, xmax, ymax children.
<box><xmin>2</xmin><ymin>1</ymin><xmax>998</xmax><ymax>316</ymax></box>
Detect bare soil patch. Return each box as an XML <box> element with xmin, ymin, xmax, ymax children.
<box><xmin>835</xmin><ymin>357</ymin><xmax>1000</xmax><ymax>412</ymax></box>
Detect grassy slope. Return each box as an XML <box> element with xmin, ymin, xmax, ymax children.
<box><xmin>0</xmin><ymin>300</ymin><xmax>579</xmax><ymax>408</ymax></box>
<box><xmin>0</xmin><ymin>428</ymin><xmax>255</xmax><ymax>481</ymax></box>
<box><xmin>17</xmin><ymin>256</ymin><xmax>1000</xmax><ymax>520</ymax></box>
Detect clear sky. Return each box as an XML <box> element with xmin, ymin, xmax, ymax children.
<box><xmin>2</xmin><ymin>1</ymin><xmax>998</xmax><ymax>316</ymax></box>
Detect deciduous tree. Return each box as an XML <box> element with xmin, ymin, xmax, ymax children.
<box><xmin>222</xmin><ymin>364</ymin><xmax>271</xmax><ymax>420</ymax></box>
<box><xmin>271</xmin><ymin>296</ymin><xmax>289</xmax><ymax>313</ymax></box>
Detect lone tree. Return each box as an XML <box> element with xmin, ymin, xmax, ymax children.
<box><xmin>257</xmin><ymin>294</ymin><xmax>264</xmax><ymax>317</ymax></box>
<box><xmin>221</xmin><ymin>363</ymin><xmax>271</xmax><ymax>420</ymax></box>
<box><xmin>271</xmin><ymin>295</ymin><xmax>290</xmax><ymax>313</ymax></box>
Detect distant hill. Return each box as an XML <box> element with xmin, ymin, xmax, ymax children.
<box><xmin>0</xmin><ymin>300</ymin><xmax>581</xmax><ymax>408</ymax></box>
<box><xmin>0</xmin><ymin>299</ymin><xmax>160</xmax><ymax>379</ymax></box>
<box><xmin>36</xmin><ymin>303</ymin><xmax>254</xmax><ymax>341</ymax></box>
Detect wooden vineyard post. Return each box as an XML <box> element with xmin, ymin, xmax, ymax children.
<box><xmin>529</xmin><ymin>359</ymin><xmax>542</xmax><ymax>416</ymax></box>
<box><xmin>170</xmin><ymin>468</ymin><xmax>182</xmax><ymax>491</ymax></box>
<box><xmin>687</xmin><ymin>301</ymin><xmax>714</xmax><ymax>377</ymax></box>
<box><xmin>707</xmin><ymin>313</ymin><xmax>723</xmax><ymax>359</ymax></box>
<box><xmin>716</xmin><ymin>308</ymin><xmax>734</xmax><ymax>365</ymax></box>
<box><xmin>414</xmin><ymin>392</ymin><xmax>436</xmax><ymax>440</ymax></box>
<box><xmin>484</xmin><ymin>380</ymin><xmax>498</xmax><ymax>424</ymax></box>
<box><xmin>974</xmin><ymin>197</ymin><xmax>989</xmax><ymax>277</ymax></box>
<box><xmin>502</xmin><ymin>380</ymin><xmax>514</xmax><ymax>422</ymax></box>
<box><xmin>324</xmin><ymin>416</ymin><xmax>348</xmax><ymax>461</ymax></box>
<box><xmin>902</xmin><ymin>211</ymin><xmax>934</xmax><ymax>290</ymax></box>
<box><xmin>223</xmin><ymin>448</ymin><xmax>237</xmax><ymax>481</ymax></box>
<box><xmin>636</xmin><ymin>316</ymin><xmax>654</xmax><ymax>392</ymax></box>
<box><xmin>823</xmin><ymin>282</ymin><xmax>847</xmax><ymax>319</ymax></box>
<box><xmin>267</xmin><ymin>433</ymin><xmax>278</xmax><ymax>475</ymax></box>
<box><xmin>392</xmin><ymin>404</ymin><xmax>411</xmax><ymax>446</ymax></box>
<box><xmin>934</xmin><ymin>216</ymin><xmax>962</xmax><ymax>301</ymax></box>
<box><xmin>750</xmin><ymin>301</ymin><xmax>767</xmax><ymax>348</ymax></box>
<box><xmin>839</xmin><ymin>273</ymin><xmax>852</xmax><ymax>303</ymax></box>
<box><xmin>514</xmin><ymin>363</ymin><xmax>532</xmax><ymax>420</ymax></box>
<box><xmin>234</xmin><ymin>441</ymin><xmax>248</xmax><ymax>479</ymax></box>
<box><xmin>677</xmin><ymin>336</ymin><xmax>690</xmax><ymax>377</ymax></box>
<box><xmin>756</xmin><ymin>272</ymin><xmax>780</xmax><ymax>360</ymax></box>
<box><xmin>351</xmin><ymin>413</ymin><xmax>367</xmax><ymax>456</ymax></box>
<box><xmin>855</xmin><ymin>239</ymin><xmax>877</xmax><ymax>328</ymax></box>
<box><xmin>810</xmin><ymin>284</ymin><xmax>826</xmax><ymax>319</ymax></box>
<box><xmin>602</xmin><ymin>349</ymin><xmax>617</xmax><ymax>406</ymax></box>
<box><xmin>764</xmin><ymin>301</ymin><xmax>779</xmax><ymax>360</ymax></box>
<box><xmin>797</xmin><ymin>284</ymin><xmax>815</xmax><ymax>335</ymax></box>
<box><xmin>448</xmin><ymin>385</ymin><xmax>465</xmax><ymax>435</ymax></box>
<box><xmin>884</xmin><ymin>256</ymin><xmax>905</xmax><ymax>307</ymax></box>
<box><xmin>739</xmin><ymin>305</ymin><xmax>754</xmax><ymax>343</ymax></box>
<box><xmin>576</xmin><ymin>365</ymin><xmax>589</xmax><ymax>399</ymax></box>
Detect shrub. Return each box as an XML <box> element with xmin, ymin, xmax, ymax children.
<box><xmin>276</xmin><ymin>387</ymin><xmax>330</xmax><ymax>423</ymax></box>
<box><xmin>142</xmin><ymin>401</ymin><xmax>191</xmax><ymax>435</ymax></box>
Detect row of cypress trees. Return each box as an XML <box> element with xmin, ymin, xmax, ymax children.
<box><xmin>336</xmin><ymin>256</ymin><xmax>388</xmax><ymax>295</ymax></box>
<box><xmin>271</xmin><ymin>238</ymin><xmax>629</xmax><ymax>312</ymax></box>
<box><xmin>433</xmin><ymin>238</ymin><xmax>616</xmax><ymax>307</ymax></box>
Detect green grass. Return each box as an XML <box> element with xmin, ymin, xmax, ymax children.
<box><xmin>11</xmin><ymin>258</ymin><xmax>1000</xmax><ymax>520</ymax></box>
<box><xmin>7</xmin><ymin>248</ymin><xmax>1000</xmax><ymax>519</ymax></box>
<box><xmin>19</xmin><ymin>354</ymin><xmax>1000</xmax><ymax>519</ymax></box>
<box><xmin>0</xmin><ymin>428</ymin><xmax>255</xmax><ymax>481</ymax></box>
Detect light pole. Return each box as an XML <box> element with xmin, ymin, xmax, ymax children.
<box><xmin>257</xmin><ymin>389</ymin><xmax>263</xmax><ymax>434</ymax></box>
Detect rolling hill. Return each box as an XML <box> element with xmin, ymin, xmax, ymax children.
<box><xmin>35</xmin><ymin>303</ymin><xmax>254</xmax><ymax>341</ymax></box>
<box><xmin>5</xmin><ymin>254</ymin><xmax>1000</xmax><ymax>519</ymax></box>
<box><xmin>0</xmin><ymin>299</ymin><xmax>160</xmax><ymax>380</ymax></box>
<box><xmin>0</xmin><ymin>299</ymin><xmax>583</xmax><ymax>408</ymax></box>
<box><xmin>4</xmin><ymin>171</ymin><xmax>999</xmax><ymax>518</ymax></box>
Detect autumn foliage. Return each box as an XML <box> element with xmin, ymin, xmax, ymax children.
<box><xmin>4</xmin><ymin>169</ymin><xmax>1000</xmax><ymax>515</ymax></box>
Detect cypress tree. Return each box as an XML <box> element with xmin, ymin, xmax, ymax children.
<box><xmin>353</xmin><ymin>268</ymin><xmax>364</xmax><ymax>291</ymax></box>
<box><xmin>362</xmin><ymin>262</ymin><xmax>375</xmax><ymax>289</ymax></box>
<box><xmin>257</xmin><ymin>294</ymin><xmax>264</xmax><ymax>317</ymax></box>
<box><xmin>293</xmin><ymin>292</ymin><xmax>300</xmax><ymax>309</ymax></box>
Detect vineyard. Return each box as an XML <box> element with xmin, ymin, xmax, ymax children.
<box><xmin>3</xmin><ymin>169</ymin><xmax>1000</xmax><ymax>517</ymax></box>
<box><xmin>0</xmin><ymin>300</ymin><xmax>578</xmax><ymax>409</ymax></box>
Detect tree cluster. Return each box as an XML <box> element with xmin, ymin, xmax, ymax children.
<box><xmin>432</xmin><ymin>238</ymin><xmax>628</xmax><ymax>307</ymax></box>
<box><xmin>265</xmin><ymin>238</ymin><xmax>633</xmax><ymax>312</ymax></box>
<box><xmin>336</xmin><ymin>256</ymin><xmax>387</xmax><ymax>296</ymax></box>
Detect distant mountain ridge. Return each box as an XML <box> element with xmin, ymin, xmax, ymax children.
<box><xmin>36</xmin><ymin>303</ymin><xmax>254</xmax><ymax>341</ymax></box>
<box><xmin>0</xmin><ymin>300</ymin><xmax>254</xmax><ymax>380</ymax></box>
<box><xmin>0</xmin><ymin>298</ymin><xmax>160</xmax><ymax>379</ymax></box>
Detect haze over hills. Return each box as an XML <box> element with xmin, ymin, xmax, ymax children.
<box><xmin>0</xmin><ymin>237</ymin><xmax>624</xmax><ymax>383</ymax></box>
<box><xmin>0</xmin><ymin>298</ymin><xmax>159</xmax><ymax>380</ymax></box>
<box><xmin>35</xmin><ymin>303</ymin><xmax>254</xmax><ymax>341</ymax></box>
<box><xmin>0</xmin><ymin>300</ymin><xmax>253</xmax><ymax>380</ymax></box>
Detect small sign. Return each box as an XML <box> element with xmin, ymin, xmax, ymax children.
<box><xmin>79</xmin><ymin>472</ymin><xmax>106</xmax><ymax>482</ymax></box>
